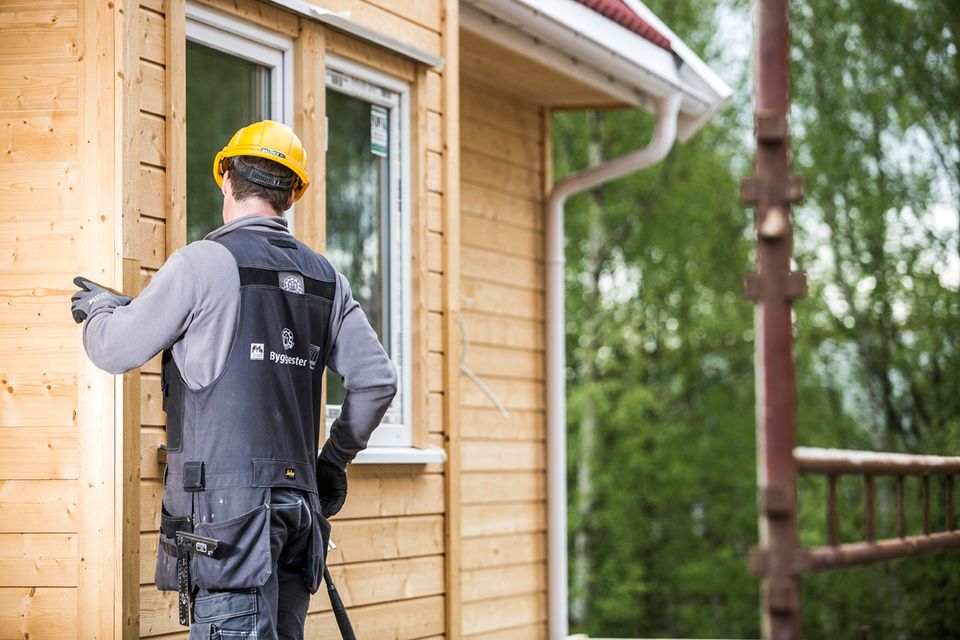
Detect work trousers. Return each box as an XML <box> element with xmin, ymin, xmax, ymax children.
<box><xmin>188</xmin><ymin>487</ymin><xmax>314</xmax><ymax>640</ymax></box>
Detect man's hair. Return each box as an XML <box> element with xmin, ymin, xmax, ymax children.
<box><xmin>226</xmin><ymin>155</ymin><xmax>297</xmax><ymax>214</ymax></box>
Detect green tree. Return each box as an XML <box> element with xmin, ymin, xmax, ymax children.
<box><xmin>559</xmin><ymin>0</ymin><xmax>960</xmax><ymax>637</ymax></box>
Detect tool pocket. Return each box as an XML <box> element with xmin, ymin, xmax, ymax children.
<box><xmin>193</xmin><ymin>503</ymin><xmax>271</xmax><ymax>590</ymax></box>
<box><xmin>156</xmin><ymin>503</ymin><xmax>192</xmax><ymax>591</ymax></box>
<box><xmin>304</xmin><ymin>495</ymin><xmax>332</xmax><ymax>594</ymax></box>
<box><xmin>190</xmin><ymin>590</ymin><xmax>258</xmax><ymax>640</ymax></box>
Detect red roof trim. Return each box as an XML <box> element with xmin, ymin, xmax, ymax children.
<box><xmin>574</xmin><ymin>0</ymin><xmax>673</xmax><ymax>52</ymax></box>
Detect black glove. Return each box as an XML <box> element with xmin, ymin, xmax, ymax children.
<box><xmin>70</xmin><ymin>276</ymin><xmax>133</xmax><ymax>324</ymax></box>
<box><xmin>316</xmin><ymin>457</ymin><xmax>348</xmax><ymax>518</ymax></box>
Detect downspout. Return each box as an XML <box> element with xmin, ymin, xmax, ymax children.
<box><xmin>546</xmin><ymin>91</ymin><xmax>683</xmax><ymax>640</ymax></box>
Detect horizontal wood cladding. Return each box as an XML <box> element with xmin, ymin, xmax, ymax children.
<box><xmin>461</xmin><ymin>209</ymin><xmax>543</xmax><ymax>255</ymax></box>
<box><xmin>0</xmin><ymin>587</ymin><xmax>78</xmax><ymax>639</ymax></box>
<box><xmin>0</xmin><ymin>1</ymin><xmax>78</xmax><ymax>63</ymax></box>
<box><xmin>461</xmin><ymin>114</ymin><xmax>541</xmax><ymax>166</ymax></box>
<box><xmin>305</xmin><ymin>595</ymin><xmax>445</xmax><ymax>640</ymax></box>
<box><xmin>461</xmin><ymin>183</ymin><xmax>542</xmax><ymax>233</ymax></box>
<box><xmin>461</xmin><ymin>532</ymin><xmax>546</xmax><ymax>571</ymax></box>
<box><xmin>0</xmin><ymin>62</ymin><xmax>78</xmax><ymax>111</ymax></box>
<box><xmin>459</xmin><ymin>407</ymin><xmax>544</xmax><ymax>441</ymax></box>
<box><xmin>0</xmin><ymin>427</ymin><xmax>78</xmax><ymax>479</ymax></box>
<box><xmin>140</xmin><ymin>513</ymin><xmax>444</xmax><ymax>585</ymax></box>
<box><xmin>457</xmin><ymin>75</ymin><xmax>548</xmax><ymax>634</ymax></box>
<box><xmin>138</xmin><ymin>112</ymin><xmax>166</xmax><ymax>167</ymax></box>
<box><xmin>0</xmin><ymin>215</ymin><xmax>79</xmax><ymax>274</ymax></box>
<box><xmin>461</xmin><ymin>502</ymin><xmax>545</xmax><ymax>538</ymax></box>
<box><xmin>460</xmin><ymin>244</ymin><xmax>542</xmax><ymax>291</ymax></box>
<box><xmin>320</xmin><ymin>0</ymin><xmax>440</xmax><ymax>56</ymax></box>
<box><xmin>465</xmin><ymin>622</ymin><xmax>547</xmax><ymax>640</ymax></box>
<box><xmin>461</xmin><ymin>149</ymin><xmax>541</xmax><ymax>201</ymax></box>
<box><xmin>0</xmin><ymin>163</ymin><xmax>79</xmax><ymax>213</ymax></box>
<box><xmin>139</xmin><ymin>7</ymin><xmax>165</xmax><ymax>66</ymax></box>
<box><xmin>0</xmin><ymin>480</ymin><xmax>78</xmax><ymax>533</ymax></box>
<box><xmin>141</xmin><ymin>557</ymin><xmax>444</xmax><ymax>636</ymax></box>
<box><xmin>461</xmin><ymin>277</ymin><xmax>543</xmax><ymax>321</ymax></box>
<box><xmin>460</xmin><ymin>441</ymin><xmax>545</xmax><ymax>472</ymax></box>
<box><xmin>140</xmin><ymin>60</ymin><xmax>165</xmax><ymax>116</ymax></box>
<box><xmin>462</xmin><ymin>561</ymin><xmax>545</xmax><ymax>602</ymax></box>
<box><xmin>460</xmin><ymin>343</ymin><xmax>544</xmax><ymax>381</ymax></box>
<box><xmin>462</xmin><ymin>591</ymin><xmax>546</xmax><ymax>636</ymax></box>
<box><xmin>0</xmin><ymin>110</ymin><xmax>78</xmax><ymax>164</ymax></box>
<box><xmin>193</xmin><ymin>0</ymin><xmax>298</xmax><ymax>37</ymax></box>
<box><xmin>0</xmin><ymin>532</ymin><xmax>77</xmax><ymax>586</ymax></box>
<box><xmin>143</xmin><ymin>594</ymin><xmax>446</xmax><ymax>639</ymax></box>
<box><xmin>461</xmin><ymin>470</ymin><xmax>544</xmax><ymax>504</ymax></box>
<box><xmin>140</xmin><ymin>471</ymin><xmax>445</xmax><ymax>534</ymax></box>
<box><xmin>325</xmin><ymin>29</ymin><xmax>417</xmax><ymax>83</ymax></box>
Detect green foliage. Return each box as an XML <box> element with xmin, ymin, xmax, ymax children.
<box><xmin>558</xmin><ymin>0</ymin><xmax>960</xmax><ymax>637</ymax></box>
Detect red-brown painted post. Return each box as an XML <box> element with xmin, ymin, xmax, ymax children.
<box><xmin>741</xmin><ymin>0</ymin><xmax>806</xmax><ymax>637</ymax></box>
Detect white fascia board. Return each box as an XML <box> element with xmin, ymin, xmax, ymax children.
<box><xmin>264</xmin><ymin>0</ymin><xmax>444</xmax><ymax>69</ymax></box>
<box><xmin>466</xmin><ymin>0</ymin><xmax>713</xmax><ymax>115</ymax></box>
<box><xmin>462</xmin><ymin>4</ymin><xmax>660</xmax><ymax>110</ymax></box>
<box><xmin>622</xmin><ymin>0</ymin><xmax>733</xmax><ymax>102</ymax></box>
<box><xmin>352</xmin><ymin>446</ymin><xmax>447</xmax><ymax>465</ymax></box>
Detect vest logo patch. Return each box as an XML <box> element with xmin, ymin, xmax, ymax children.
<box><xmin>282</xmin><ymin>328</ymin><xmax>295</xmax><ymax>350</ymax></box>
<box><xmin>309</xmin><ymin>344</ymin><xmax>320</xmax><ymax>371</ymax></box>
<box><xmin>284</xmin><ymin>467</ymin><xmax>296</xmax><ymax>479</ymax></box>
<box><xmin>250</xmin><ymin>343</ymin><xmax>265</xmax><ymax>360</ymax></box>
<box><xmin>279</xmin><ymin>272</ymin><xmax>304</xmax><ymax>294</ymax></box>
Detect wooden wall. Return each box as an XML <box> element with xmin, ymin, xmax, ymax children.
<box><xmin>1</xmin><ymin>0</ymin><xmax>558</xmax><ymax>637</ymax></box>
<box><xmin>0</xmin><ymin>0</ymin><xmax>82</xmax><ymax>637</ymax></box>
<box><xmin>126</xmin><ymin>0</ymin><xmax>457</xmax><ymax>638</ymax></box>
<box><xmin>457</xmin><ymin>75</ymin><xmax>549</xmax><ymax>638</ymax></box>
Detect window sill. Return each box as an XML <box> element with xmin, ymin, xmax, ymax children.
<box><xmin>352</xmin><ymin>446</ymin><xmax>447</xmax><ymax>465</ymax></box>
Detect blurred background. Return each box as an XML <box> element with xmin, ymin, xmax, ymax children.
<box><xmin>554</xmin><ymin>1</ymin><xmax>960</xmax><ymax>637</ymax></box>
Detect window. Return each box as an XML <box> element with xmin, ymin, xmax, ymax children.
<box><xmin>324</xmin><ymin>55</ymin><xmax>413</xmax><ymax>452</ymax></box>
<box><xmin>184</xmin><ymin>4</ymin><xmax>293</xmax><ymax>242</ymax></box>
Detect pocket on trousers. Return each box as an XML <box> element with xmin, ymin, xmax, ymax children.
<box><xmin>193</xmin><ymin>503</ymin><xmax>271</xmax><ymax>590</ymax></box>
<box><xmin>155</xmin><ymin>503</ymin><xmax>192</xmax><ymax>591</ymax></box>
<box><xmin>304</xmin><ymin>506</ymin><xmax>332</xmax><ymax>594</ymax></box>
<box><xmin>191</xmin><ymin>591</ymin><xmax>258</xmax><ymax>640</ymax></box>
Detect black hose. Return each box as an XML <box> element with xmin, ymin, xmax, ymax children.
<box><xmin>324</xmin><ymin>565</ymin><xmax>356</xmax><ymax>640</ymax></box>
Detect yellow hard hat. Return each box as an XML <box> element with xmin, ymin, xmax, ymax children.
<box><xmin>213</xmin><ymin>120</ymin><xmax>310</xmax><ymax>202</ymax></box>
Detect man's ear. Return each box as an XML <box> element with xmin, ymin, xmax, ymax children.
<box><xmin>221</xmin><ymin>170</ymin><xmax>230</xmax><ymax>197</ymax></box>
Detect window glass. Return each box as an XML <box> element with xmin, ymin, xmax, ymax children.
<box><xmin>325</xmin><ymin>87</ymin><xmax>392</xmax><ymax>406</ymax></box>
<box><xmin>185</xmin><ymin>42</ymin><xmax>271</xmax><ymax>243</ymax></box>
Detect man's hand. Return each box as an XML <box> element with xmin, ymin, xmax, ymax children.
<box><xmin>316</xmin><ymin>457</ymin><xmax>348</xmax><ymax>518</ymax></box>
<box><xmin>70</xmin><ymin>276</ymin><xmax>133</xmax><ymax>324</ymax></box>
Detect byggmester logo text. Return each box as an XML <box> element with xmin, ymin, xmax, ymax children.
<box><xmin>270</xmin><ymin>351</ymin><xmax>307</xmax><ymax>367</ymax></box>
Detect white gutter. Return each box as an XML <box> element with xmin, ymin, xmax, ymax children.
<box><xmin>546</xmin><ymin>92</ymin><xmax>683</xmax><ymax>640</ymax></box>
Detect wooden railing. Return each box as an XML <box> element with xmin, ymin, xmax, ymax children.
<box><xmin>750</xmin><ymin>447</ymin><xmax>960</xmax><ymax>577</ymax></box>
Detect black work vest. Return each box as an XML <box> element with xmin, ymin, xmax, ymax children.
<box><xmin>155</xmin><ymin>228</ymin><xmax>334</xmax><ymax>594</ymax></box>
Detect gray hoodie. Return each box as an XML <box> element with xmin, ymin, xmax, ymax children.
<box><xmin>82</xmin><ymin>214</ymin><xmax>397</xmax><ymax>468</ymax></box>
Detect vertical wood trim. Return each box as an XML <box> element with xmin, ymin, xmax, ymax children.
<box><xmin>410</xmin><ymin>64</ymin><xmax>431</xmax><ymax>449</ymax></box>
<box><xmin>120</xmin><ymin>260</ymin><xmax>142</xmax><ymax>638</ymax></box>
<box><xmin>119</xmin><ymin>0</ymin><xmax>141</xmax><ymax>630</ymax></box>
<box><xmin>541</xmin><ymin>106</ymin><xmax>553</xmax><ymax>199</ymax></box>
<box><xmin>295</xmin><ymin>21</ymin><xmax>327</xmax><ymax>437</ymax></box>
<box><xmin>166</xmin><ymin>0</ymin><xmax>187</xmax><ymax>255</ymax></box>
<box><xmin>78</xmin><ymin>0</ymin><xmax>124</xmax><ymax>636</ymax></box>
<box><xmin>441</xmin><ymin>0</ymin><xmax>462</xmax><ymax>635</ymax></box>
<box><xmin>294</xmin><ymin>21</ymin><xmax>326</xmax><ymax>252</ymax></box>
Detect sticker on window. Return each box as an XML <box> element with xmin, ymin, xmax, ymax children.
<box><xmin>370</xmin><ymin>105</ymin><xmax>388</xmax><ymax>157</ymax></box>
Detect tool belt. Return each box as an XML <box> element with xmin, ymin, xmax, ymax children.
<box><xmin>159</xmin><ymin>515</ymin><xmax>221</xmax><ymax>626</ymax></box>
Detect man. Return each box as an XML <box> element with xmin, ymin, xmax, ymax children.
<box><xmin>71</xmin><ymin>120</ymin><xmax>397</xmax><ymax>639</ymax></box>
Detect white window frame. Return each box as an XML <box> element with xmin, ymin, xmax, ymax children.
<box><xmin>185</xmin><ymin>3</ymin><xmax>297</xmax><ymax>228</ymax></box>
<box><xmin>324</xmin><ymin>55</ymin><xmax>441</xmax><ymax>465</ymax></box>
<box><xmin>323</xmin><ymin>54</ymin><xmax>410</xmax><ymax>447</ymax></box>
